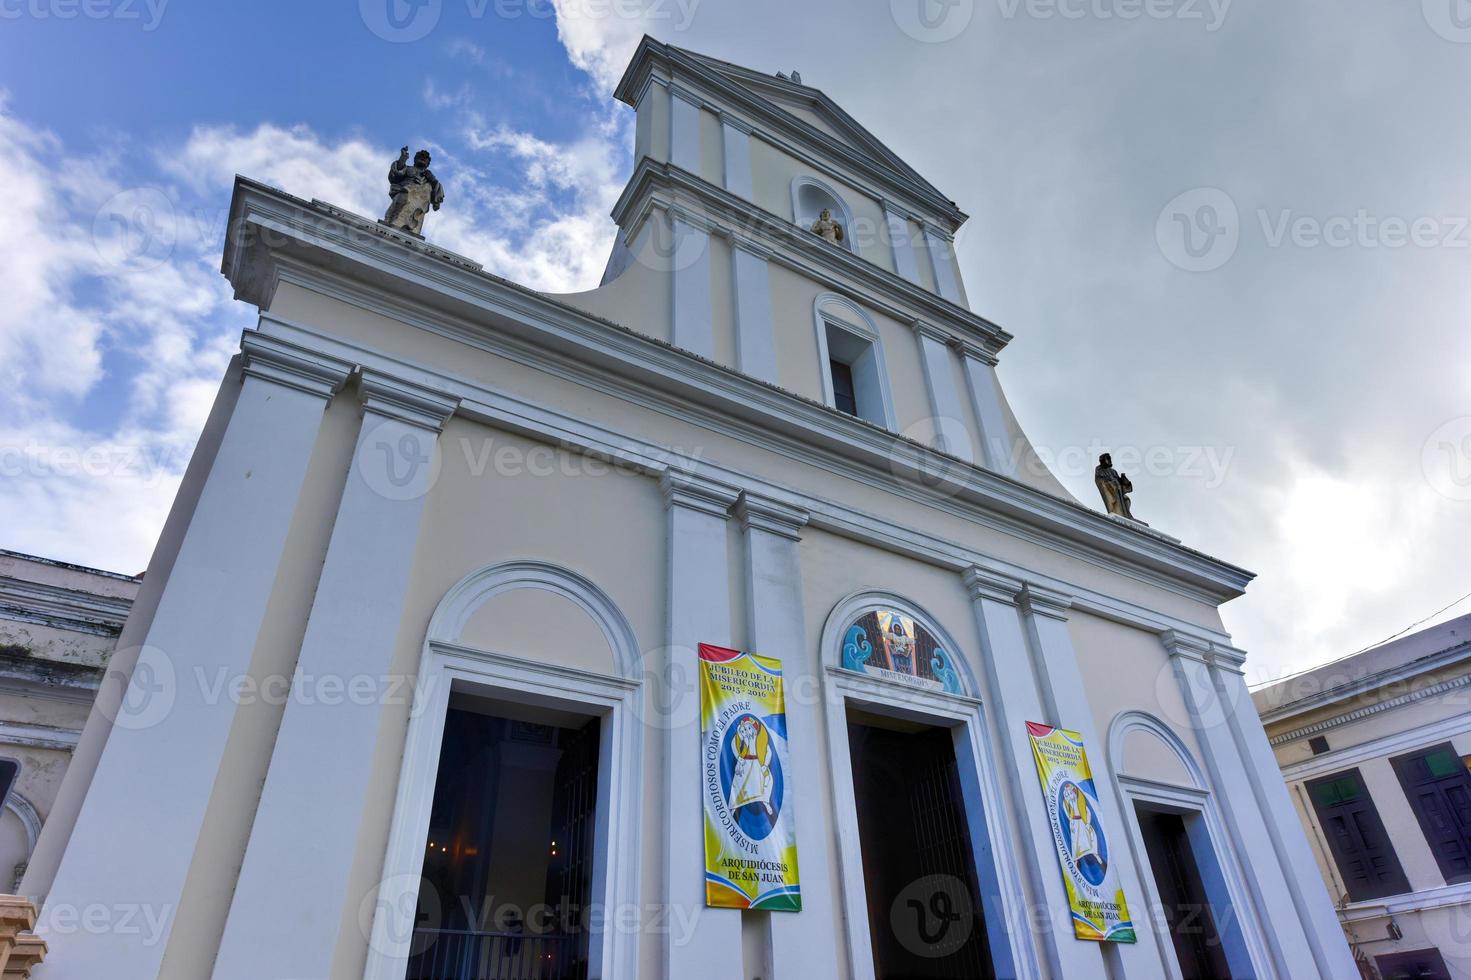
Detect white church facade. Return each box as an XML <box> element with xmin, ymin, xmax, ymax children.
<box><xmin>22</xmin><ymin>39</ymin><xmax>1354</xmax><ymax>980</ymax></box>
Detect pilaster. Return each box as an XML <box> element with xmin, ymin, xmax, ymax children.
<box><xmin>37</xmin><ymin>333</ymin><xmax>351</xmax><ymax>978</ymax></box>
<box><xmin>660</xmin><ymin>470</ymin><xmax>744</xmax><ymax>980</ymax></box>
<box><xmin>731</xmin><ymin>492</ymin><xmax>837</xmax><ymax>979</ymax></box>
<box><xmin>669</xmin><ymin>85</ymin><xmax>702</xmax><ymax>173</ymax></box>
<box><xmin>1016</xmin><ymin>587</ymin><xmax>1169</xmax><ymax>979</ymax></box>
<box><xmin>670</xmin><ymin>216</ymin><xmax>714</xmax><ymax>359</ymax></box>
<box><xmin>923</xmin><ymin>225</ymin><xmax>964</xmax><ymax>306</ymax></box>
<box><xmin>731</xmin><ymin>238</ymin><xmax>778</xmax><ymax>384</ymax></box>
<box><xmin>961</xmin><ymin>567</ymin><xmax>1099</xmax><ymax>979</ymax></box>
<box><xmin>957</xmin><ymin>341</ymin><xmax>1016</xmax><ymax>477</ymax></box>
<box><xmin>1162</xmin><ymin>633</ymin><xmax>1358</xmax><ymax>978</ymax></box>
<box><xmin>912</xmin><ymin>320</ymin><xmax>972</xmax><ymax>463</ymax></box>
<box><xmin>720</xmin><ymin>114</ymin><xmax>754</xmax><ymax>200</ymax></box>
<box><xmin>211</xmin><ymin>370</ymin><xmax>457</xmax><ymax>979</ymax></box>
<box><xmin>883</xmin><ymin>204</ymin><xmax>921</xmax><ymax>284</ymax></box>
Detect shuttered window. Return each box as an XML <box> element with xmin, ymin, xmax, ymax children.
<box><xmin>1304</xmin><ymin>768</ymin><xmax>1410</xmax><ymax>901</ymax></box>
<box><xmin>1391</xmin><ymin>742</ymin><xmax>1471</xmax><ymax>885</ymax></box>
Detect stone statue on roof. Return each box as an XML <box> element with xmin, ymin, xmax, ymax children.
<box><xmin>382</xmin><ymin>146</ymin><xmax>444</xmax><ymax>237</ymax></box>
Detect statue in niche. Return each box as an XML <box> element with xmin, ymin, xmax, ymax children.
<box><xmin>1094</xmin><ymin>453</ymin><xmax>1146</xmax><ymax>524</ymax></box>
<box><xmin>809</xmin><ymin>208</ymin><xmax>844</xmax><ymax>246</ymax></box>
<box><xmin>382</xmin><ymin>145</ymin><xmax>444</xmax><ymax>237</ymax></box>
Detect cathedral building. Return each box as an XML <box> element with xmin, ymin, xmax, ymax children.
<box><xmin>24</xmin><ymin>38</ymin><xmax>1354</xmax><ymax>979</ymax></box>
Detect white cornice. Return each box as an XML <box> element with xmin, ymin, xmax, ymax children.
<box><xmin>1278</xmin><ymin>711</ymin><xmax>1471</xmax><ymax>781</ymax></box>
<box><xmin>223</xmin><ymin>181</ymin><xmax>1254</xmax><ymax>610</ymax></box>
<box><xmin>240</xmin><ymin>330</ymin><xmax>352</xmax><ymax>399</ymax></box>
<box><xmin>1257</xmin><ymin>641</ymin><xmax>1471</xmax><ymax>727</ymax></box>
<box><xmin>1267</xmin><ymin>672</ymin><xmax>1471</xmax><ymax>747</ymax></box>
<box><xmin>358</xmin><ymin>369</ymin><xmax>460</xmax><ymax>432</ymax></box>
<box><xmin>732</xmin><ymin>491</ymin><xmax>809</xmax><ymax>540</ymax></box>
<box><xmin>612</xmin><ymin>158</ymin><xmax>1008</xmax><ymax>359</ymax></box>
<box><xmin>252</xmin><ymin>312</ymin><xmax>1243</xmax><ymax>655</ymax></box>
<box><xmin>0</xmin><ymin>577</ymin><xmax>132</xmax><ymax>637</ymax></box>
<box><xmin>659</xmin><ymin>470</ymin><xmax>740</xmax><ymax>518</ymax></box>
<box><xmin>0</xmin><ymin>720</ymin><xmax>82</xmax><ymax>752</ymax></box>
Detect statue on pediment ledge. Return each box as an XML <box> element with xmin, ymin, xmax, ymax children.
<box><xmin>1095</xmin><ymin>453</ymin><xmax>1147</xmax><ymax>525</ymax></box>
<box><xmin>382</xmin><ymin>146</ymin><xmax>444</xmax><ymax>237</ymax></box>
<box><xmin>810</xmin><ymin>208</ymin><xmax>844</xmax><ymax>246</ymax></box>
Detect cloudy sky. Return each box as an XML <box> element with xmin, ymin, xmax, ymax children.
<box><xmin>3</xmin><ymin>0</ymin><xmax>1469</xmax><ymax>685</ymax></box>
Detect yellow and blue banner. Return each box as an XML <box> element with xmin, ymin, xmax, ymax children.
<box><xmin>699</xmin><ymin>643</ymin><xmax>801</xmax><ymax>911</ymax></box>
<box><xmin>1027</xmin><ymin>722</ymin><xmax>1135</xmax><ymax>943</ymax></box>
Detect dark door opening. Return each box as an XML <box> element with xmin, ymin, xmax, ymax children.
<box><xmin>848</xmin><ymin>713</ymin><xmax>994</xmax><ymax>980</ymax></box>
<box><xmin>1135</xmin><ymin>807</ymin><xmax>1230</xmax><ymax>980</ymax></box>
<box><xmin>407</xmin><ymin>696</ymin><xmax>601</xmax><ymax>980</ymax></box>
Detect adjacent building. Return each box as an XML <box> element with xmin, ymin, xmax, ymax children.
<box><xmin>0</xmin><ymin>551</ymin><xmax>138</xmax><ymax>893</ymax></box>
<box><xmin>1256</xmin><ymin>613</ymin><xmax>1471</xmax><ymax>980</ymax></box>
<box><xmin>24</xmin><ymin>38</ymin><xmax>1356</xmax><ymax>979</ymax></box>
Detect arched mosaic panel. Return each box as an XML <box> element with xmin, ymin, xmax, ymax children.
<box><xmin>840</xmin><ymin>607</ymin><xmax>964</xmax><ymax>695</ymax></box>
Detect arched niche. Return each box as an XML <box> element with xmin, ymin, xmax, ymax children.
<box><xmin>791</xmin><ymin>176</ymin><xmax>859</xmax><ymax>253</ymax></box>
<box><xmin>1106</xmin><ymin>710</ymin><xmax>1206</xmax><ymax>790</ymax></box>
<box><xmin>820</xmin><ymin>589</ymin><xmax>976</xmax><ymax>696</ymax></box>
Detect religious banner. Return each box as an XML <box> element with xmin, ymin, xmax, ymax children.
<box><xmin>699</xmin><ymin>643</ymin><xmax>801</xmax><ymax>911</ymax></box>
<box><xmin>1027</xmin><ymin>722</ymin><xmax>1136</xmax><ymax>943</ymax></box>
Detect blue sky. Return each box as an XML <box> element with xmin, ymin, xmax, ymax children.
<box><xmin>4</xmin><ymin>0</ymin><xmax>1471</xmax><ymax>683</ymax></box>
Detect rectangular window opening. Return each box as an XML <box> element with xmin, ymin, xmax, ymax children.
<box><xmin>824</xmin><ymin>321</ymin><xmax>886</xmax><ymax>427</ymax></box>
<box><xmin>407</xmin><ymin>694</ymin><xmax>602</xmax><ymax>980</ymax></box>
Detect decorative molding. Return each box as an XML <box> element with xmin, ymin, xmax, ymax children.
<box><xmin>1335</xmin><ymin>878</ymin><xmax>1471</xmax><ymax>923</ymax></box>
<box><xmin>0</xmin><ymin>721</ymin><xmax>81</xmax><ymax>752</ymax></box>
<box><xmin>1017</xmin><ymin>583</ymin><xmax>1071</xmax><ymax>622</ymax></box>
<box><xmin>0</xmin><ymin>578</ymin><xmax>132</xmax><ymax>637</ymax></box>
<box><xmin>961</xmin><ymin>566</ymin><xmax>1024</xmax><ymax>606</ymax></box>
<box><xmin>5</xmin><ymin>793</ymin><xmax>40</xmax><ymax>852</ymax></box>
<box><xmin>426</xmin><ymin>559</ymin><xmax>643</xmax><ymax>680</ymax></box>
<box><xmin>1258</xmin><ymin>641</ymin><xmax>1471</xmax><ymax>726</ymax></box>
<box><xmin>731</xmin><ymin>491</ymin><xmax>808</xmax><ymax>540</ymax></box>
<box><xmin>1107</xmin><ymin>710</ymin><xmax>1207</xmax><ymax>791</ymax></box>
<box><xmin>954</xmin><ymin>338</ymin><xmax>1000</xmax><ymax>368</ymax></box>
<box><xmin>357</xmin><ymin>370</ymin><xmax>459</xmax><ymax>432</ymax></box>
<box><xmin>257</xmin><ymin>300</ymin><xmax>1248</xmax><ymax>632</ymax></box>
<box><xmin>238</xmin><ymin>330</ymin><xmax>352</xmax><ymax>399</ymax></box>
<box><xmin>1277</xmin><ymin>701</ymin><xmax>1471</xmax><ymax>778</ymax></box>
<box><xmin>659</xmin><ymin>470</ymin><xmax>740</xmax><ymax>518</ymax></box>
<box><xmin>1267</xmin><ymin>672</ymin><xmax>1471</xmax><ymax>747</ymax></box>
